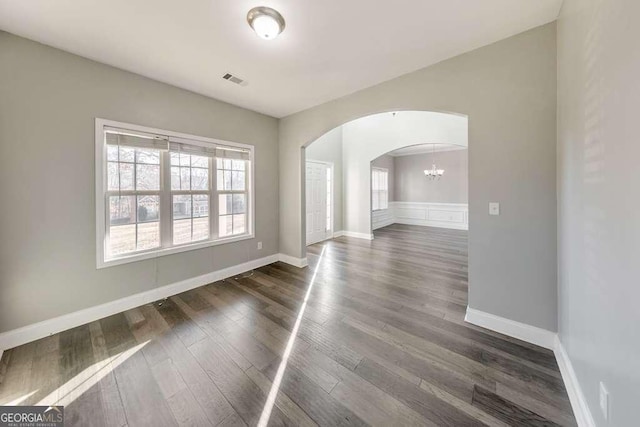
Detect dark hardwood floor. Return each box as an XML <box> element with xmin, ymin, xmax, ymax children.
<box><xmin>0</xmin><ymin>224</ymin><xmax>576</xmax><ymax>426</ymax></box>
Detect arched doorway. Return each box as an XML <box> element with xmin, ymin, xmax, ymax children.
<box><xmin>302</xmin><ymin>110</ymin><xmax>468</xmax><ymax>252</ymax></box>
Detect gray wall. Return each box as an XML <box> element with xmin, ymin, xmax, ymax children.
<box><xmin>557</xmin><ymin>0</ymin><xmax>640</xmax><ymax>424</ymax></box>
<box><xmin>371</xmin><ymin>154</ymin><xmax>395</xmax><ymax>203</ymax></box>
<box><xmin>279</xmin><ymin>23</ymin><xmax>557</xmax><ymax>331</ymax></box>
<box><xmin>0</xmin><ymin>32</ymin><xmax>279</xmax><ymax>333</ymax></box>
<box><xmin>394</xmin><ymin>150</ymin><xmax>467</xmax><ymax>203</ymax></box>
<box><xmin>305</xmin><ymin>127</ymin><xmax>343</xmax><ymax>232</ymax></box>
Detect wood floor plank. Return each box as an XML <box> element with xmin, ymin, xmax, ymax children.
<box><xmin>355</xmin><ymin>358</ymin><xmax>485</xmax><ymax>427</ymax></box>
<box><xmin>260</xmin><ymin>359</ymin><xmax>369</xmax><ymax>427</ymax></box>
<box><xmin>99</xmin><ymin>313</ymin><xmax>178</xmax><ymax>427</ymax></box>
<box><xmin>188</xmin><ymin>337</ymin><xmax>292</xmax><ymax>426</ymax></box>
<box><xmin>245</xmin><ymin>366</ymin><xmax>318</xmax><ymax>427</ymax></box>
<box><xmin>472</xmin><ymin>385</ymin><xmax>562</xmax><ymax>426</ymax></box>
<box><xmin>88</xmin><ymin>321</ymin><xmax>128</xmax><ymax>427</ymax></box>
<box><xmin>166</xmin><ymin>387</ymin><xmax>214</xmax><ymax>427</ymax></box>
<box><xmin>138</xmin><ymin>304</ymin><xmax>237</xmax><ymax>425</ymax></box>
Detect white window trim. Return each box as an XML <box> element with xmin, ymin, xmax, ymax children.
<box><xmin>95</xmin><ymin>118</ymin><xmax>255</xmax><ymax>269</ymax></box>
<box><xmin>371</xmin><ymin>167</ymin><xmax>389</xmax><ymax>212</ymax></box>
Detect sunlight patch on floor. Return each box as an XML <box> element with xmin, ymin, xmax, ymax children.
<box><xmin>257</xmin><ymin>246</ymin><xmax>327</xmax><ymax>427</ymax></box>
<box><xmin>36</xmin><ymin>340</ymin><xmax>149</xmax><ymax>406</ymax></box>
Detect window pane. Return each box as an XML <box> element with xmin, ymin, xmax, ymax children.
<box><xmin>219</xmin><ymin>194</ymin><xmax>232</xmax><ymax>215</ymax></box>
<box><xmin>119</xmin><ymin>147</ymin><xmax>134</xmax><ymax>162</ymax></box>
<box><xmin>137</xmin><ymin>221</ymin><xmax>159</xmax><ymax>250</ymax></box>
<box><xmin>216</xmin><ymin>170</ymin><xmax>223</xmax><ymax>191</ymax></box>
<box><xmin>109</xmin><ymin>224</ymin><xmax>135</xmax><ymax>256</ymax></box>
<box><xmin>118</xmin><ymin>163</ymin><xmax>134</xmax><ymax>190</ymax></box>
<box><xmin>219</xmin><ymin>215</ymin><xmax>232</xmax><ymax>238</ymax></box>
<box><xmin>223</xmin><ymin>158</ymin><xmax>232</xmax><ymax>169</ymax></box>
<box><xmin>173</xmin><ymin>195</ymin><xmax>191</xmax><ymax>219</ymax></box>
<box><xmin>231</xmin><ymin>171</ymin><xmax>245</xmax><ymax>191</ymax></box>
<box><xmin>193</xmin><ymin>195</ymin><xmax>209</xmax><ymax>218</ymax></box>
<box><xmin>171</xmin><ymin>166</ymin><xmax>181</xmax><ymax>191</ymax></box>
<box><xmin>191</xmin><ymin>167</ymin><xmax>209</xmax><ymax>191</ymax></box>
<box><xmin>110</xmin><ymin>196</ymin><xmax>136</xmax><ymax>225</ymax></box>
<box><xmin>171</xmin><ymin>152</ymin><xmax>181</xmax><ymax>166</ymax></box>
<box><xmin>107</xmin><ymin>145</ymin><xmax>118</xmax><ymax>161</ymax></box>
<box><xmin>372</xmin><ymin>192</ymin><xmax>379</xmax><ymax>211</ymax></box>
<box><xmin>107</xmin><ymin>162</ymin><xmax>119</xmax><ymax>191</ymax></box>
<box><xmin>180</xmin><ymin>153</ymin><xmax>190</xmax><ymax>166</ymax></box>
<box><xmin>137</xmin><ymin>196</ymin><xmax>159</xmax><ymax>222</ymax></box>
<box><xmin>191</xmin><ymin>155</ymin><xmax>208</xmax><ymax>168</ymax></box>
<box><xmin>223</xmin><ymin>170</ymin><xmax>232</xmax><ymax>190</ymax></box>
<box><xmin>232</xmin><ymin>160</ymin><xmax>245</xmax><ymax>171</ymax></box>
<box><xmin>192</xmin><ymin>217</ymin><xmax>209</xmax><ymax>241</ymax></box>
<box><xmin>216</xmin><ymin>158</ymin><xmax>223</xmax><ymax>169</ymax></box>
<box><xmin>136</xmin><ymin>149</ymin><xmax>159</xmax><ymax>165</ymax></box>
<box><xmin>173</xmin><ymin>219</ymin><xmax>191</xmax><ymax>245</ymax></box>
<box><xmin>216</xmin><ymin>171</ymin><xmax>232</xmax><ymax>191</ymax></box>
<box><xmin>180</xmin><ymin>167</ymin><xmax>191</xmax><ymax>190</ymax></box>
<box><xmin>233</xmin><ymin>214</ymin><xmax>246</xmax><ymax>234</ymax></box>
<box><xmin>232</xmin><ymin>194</ymin><xmax>246</xmax><ymax>214</ymax></box>
<box><xmin>136</xmin><ymin>164</ymin><xmax>160</xmax><ymax>190</ymax></box>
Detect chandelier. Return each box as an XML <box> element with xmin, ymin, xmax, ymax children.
<box><xmin>423</xmin><ymin>144</ymin><xmax>445</xmax><ymax>180</ymax></box>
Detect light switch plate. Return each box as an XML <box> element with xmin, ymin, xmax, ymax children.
<box><xmin>489</xmin><ymin>202</ymin><xmax>500</xmax><ymax>216</ymax></box>
<box><xmin>257</xmin><ymin>241</ymin><xmax>263</xmax><ymax>250</ymax></box>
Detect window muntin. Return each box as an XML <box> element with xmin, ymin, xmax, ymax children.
<box><xmin>98</xmin><ymin>120</ymin><xmax>253</xmax><ymax>267</ymax></box>
<box><xmin>371</xmin><ymin>167</ymin><xmax>389</xmax><ymax>211</ymax></box>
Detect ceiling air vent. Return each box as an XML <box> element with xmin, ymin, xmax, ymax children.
<box><xmin>222</xmin><ymin>73</ymin><xmax>247</xmax><ymax>86</ymax></box>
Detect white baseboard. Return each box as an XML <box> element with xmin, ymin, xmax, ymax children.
<box><xmin>554</xmin><ymin>336</ymin><xmax>596</xmax><ymax>427</ymax></box>
<box><xmin>333</xmin><ymin>230</ymin><xmax>344</xmax><ymax>238</ymax></box>
<box><xmin>464</xmin><ymin>307</ymin><xmax>556</xmax><ymax>350</ymax></box>
<box><xmin>278</xmin><ymin>253</ymin><xmax>308</xmax><ymax>268</ymax></box>
<box><xmin>340</xmin><ymin>231</ymin><xmax>374</xmax><ymax>240</ymax></box>
<box><xmin>0</xmin><ymin>254</ymin><xmax>280</xmax><ymax>352</ymax></box>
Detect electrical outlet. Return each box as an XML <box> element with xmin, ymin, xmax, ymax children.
<box><xmin>489</xmin><ymin>202</ymin><xmax>500</xmax><ymax>216</ymax></box>
<box><xmin>599</xmin><ymin>382</ymin><xmax>609</xmax><ymax>421</ymax></box>
<box><xmin>257</xmin><ymin>241</ymin><xmax>263</xmax><ymax>250</ymax></box>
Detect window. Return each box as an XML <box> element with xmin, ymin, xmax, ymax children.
<box><xmin>96</xmin><ymin>119</ymin><xmax>254</xmax><ymax>268</ymax></box>
<box><xmin>371</xmin><ymin>167</ymin><xmax>388</xmax><ymax>211</ymax></box>
<box><xmin>326</xmin><ymin>167</ymin><xmax>332</xmax><ymax>231</ymax></box>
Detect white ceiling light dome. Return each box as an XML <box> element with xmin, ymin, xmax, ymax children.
<box><xmin>247</xmin><ymin>6</ymin><xmax>286</xmax><ymax>40</ymax></box>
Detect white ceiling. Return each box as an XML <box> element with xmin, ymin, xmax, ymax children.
<box><xmin>0</xmin><ymin>0</ymin><xmax>562</xmax><ymax>118</ymax></box>
<box><xmin>388</xmin><ymin>143</ymin><xmax>466</xmax><ymax>157</ymax></box>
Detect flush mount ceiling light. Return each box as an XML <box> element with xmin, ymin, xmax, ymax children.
<box><xmin>247</xmin><ymin>6</ymin><xmax>286</xmax><ymax>40</ymax></box>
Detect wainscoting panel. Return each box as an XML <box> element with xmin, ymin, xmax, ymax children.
<box><xmin>390</xmin><ymin>202</ymin><xmax>468</xmax><ymax>230</ymax></box>
<box><xmin>372</xmin><ymin>208</ymin><xmax>395</xmax><ymax>230</ymax></box>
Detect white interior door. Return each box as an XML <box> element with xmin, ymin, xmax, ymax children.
<box><xmin>306</xmin><ymin>161</ymin><xmax>329</xmax><ymax>245</ymax></box>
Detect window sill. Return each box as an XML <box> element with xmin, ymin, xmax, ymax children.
<box><xmin>97</xmin><ymin>233</ymin><xmax>255</xmax><ymax>269</ymax></box>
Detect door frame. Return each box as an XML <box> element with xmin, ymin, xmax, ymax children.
<box><xmin>305</xmin><ymin>159</ymin><xmax>334</xmax><ymax>245</ymax></box>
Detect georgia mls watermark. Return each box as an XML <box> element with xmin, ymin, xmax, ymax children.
<box><xmin>0</xmin><ymin>406</ymin><xmax>64</xmax><ymax>427</ymax></box>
